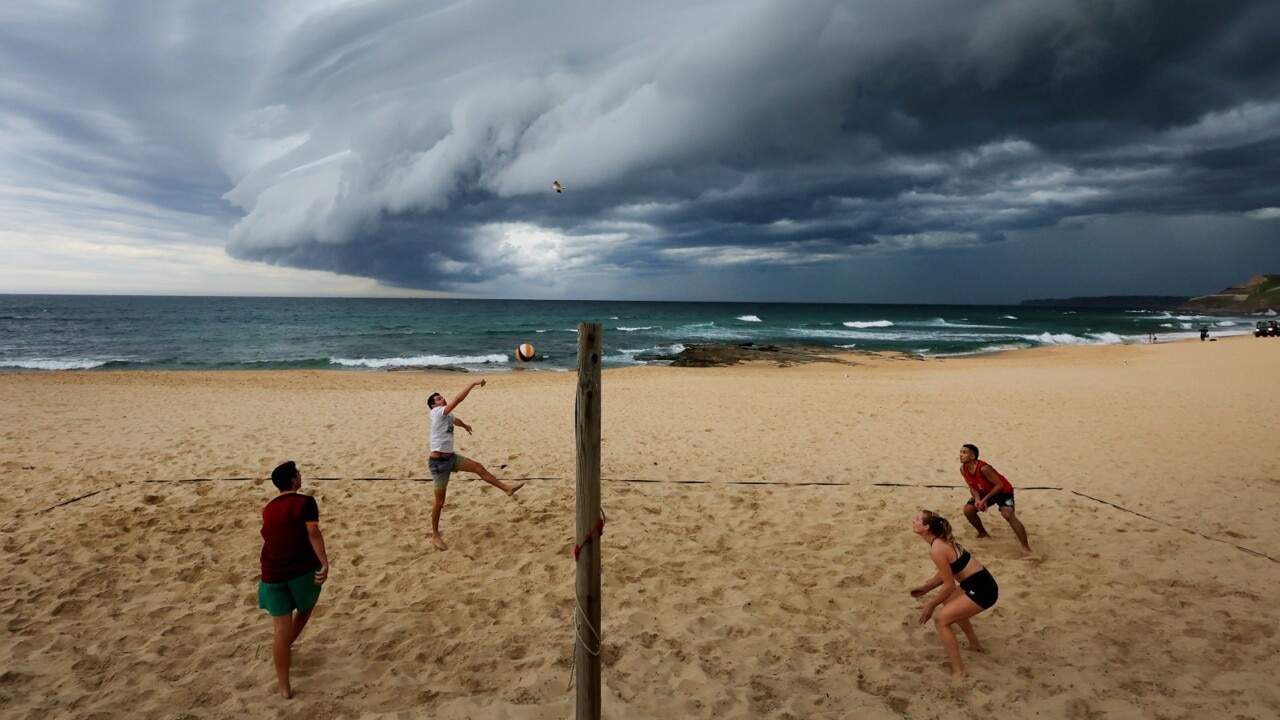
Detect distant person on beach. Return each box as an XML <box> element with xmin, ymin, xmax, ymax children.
<box><xmin>959</xmin><ymin>444</ymin><xmax>1032</xmax><ymax>552</ymax></box>
<box><xmin>258</xmin><ymin>461</ymin><xmax>329</xmax><ymax>699</ymax></box>
<box><xmin>910</xmin><ymin>509</ymin><xmax>999</xmax><ymax>679</ymax></box>
<box><xmin>427</xmin><ymin>379</ymin><xmax>525</xmax><ymax>551</ymax></box>
<box><xmin>1200</xmin><ymin>326</ymin><xmax>1209</xmax><ymax>341</ymax></box>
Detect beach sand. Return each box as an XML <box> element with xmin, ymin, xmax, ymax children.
<box><xmin>2</xmin><ymin>335</ymin><xmax>1278</xmax><ymax>718</ymax></box>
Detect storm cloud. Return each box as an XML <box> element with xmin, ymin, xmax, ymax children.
<box><xmin>3</xmin><ymin>1</ymin><xmax>1279</xmax><ymax>300</ymax></box>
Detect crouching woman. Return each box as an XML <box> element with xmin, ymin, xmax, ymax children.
<box><xmin>909</xmin><ymin>509</ymin><xmax>999</xmax><ymax>678</ymax></box>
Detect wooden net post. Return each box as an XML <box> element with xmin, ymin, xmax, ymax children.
<box><xmin>574</xmin><ymin>322</ymin><xmax>602</xmax><ymax>719</ymax></box>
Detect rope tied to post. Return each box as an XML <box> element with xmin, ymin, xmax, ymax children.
<box><xmin>573</xmin><ymin>508</ymin><xmax>606</xmax><ymax>560</ymax></box>
<box><xmin>569</xmin><ymin>506</ymin><xmax>606</xmax><ymax>691</ymax></box>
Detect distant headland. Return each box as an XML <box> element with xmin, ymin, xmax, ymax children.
<box><xmin>1019</xmin><ymin>295</ymin><xmax>1188</xmax><ymax>310</ymax></box>
<box><xmin>1021</xmin><ymin>274</ymin><xmax>1279</xmax><ymax>313</ymax></box>
<box><xmin>1179</xmin><ymin>274</ymin><xmax>1280</xmax><ymax>313</ymax></box>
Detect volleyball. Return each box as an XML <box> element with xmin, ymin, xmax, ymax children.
<box><xmin>515</xmin><ymin>343</ymin><xmax>535</xmax><ymax>362</ymax></box>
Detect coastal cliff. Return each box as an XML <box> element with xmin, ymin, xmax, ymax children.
<box><xmin>1181</xmin><ymin>275</ymin><xmax>1280</xmax><ymax>313</ymax></box>
<box><xmin>1019</xmin><ymin>296</ymin><xmax>1188</xmax><ymax>309</ymax></box>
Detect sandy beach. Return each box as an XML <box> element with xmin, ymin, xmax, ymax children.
<box><xmin>2</xmin><ymin>335</ymin><xmax>1278</xmax><ymax>719</ymax></box>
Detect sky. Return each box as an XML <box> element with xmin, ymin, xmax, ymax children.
<box><xmin>2</xmin><ymin>0</ymin><xmax>1279</xmax><ymax>304</ymax></box>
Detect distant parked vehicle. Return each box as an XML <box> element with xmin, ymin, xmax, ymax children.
<box><xmin>1255</xmin><ymin>320</ymin><xmax>1280</xmax><ymax>337</ymax></box>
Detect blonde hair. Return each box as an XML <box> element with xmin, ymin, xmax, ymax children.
<box><xmin>920</xmin><ymin>509</ymin><xmax>953</xmax><ymax>543</ymax></box>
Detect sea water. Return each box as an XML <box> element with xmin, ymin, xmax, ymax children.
<box><xmin>0</xmin><ymin>295</ymin><xmax>1258</xmax><ymax>372</ymax></box>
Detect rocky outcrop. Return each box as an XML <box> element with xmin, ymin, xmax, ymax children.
<box><xmin>637</xmin><ymin>343</ymin><xmax>877</xmax><ymax>367</ymax></box>
<box><xmin>1181</xmin><ymin>275</ymin><xmax>1280</xmax><ymax>313</ymax></box>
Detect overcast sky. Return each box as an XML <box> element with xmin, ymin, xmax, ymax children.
<box><xmin>2</xmin><ymin>0</ymin><xmax>1279</xmax><ymax>303</ymax></box>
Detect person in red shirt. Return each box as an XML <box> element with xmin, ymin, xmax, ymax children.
<box><xmin>258</xmin><ymin>461</ymin><xmax>330</xmax><ymax>699</ymax></box>
<box><xmin>959</xmin><ymin>444</ymin><xmax>1031</xmax><ymax>552</ymax></box>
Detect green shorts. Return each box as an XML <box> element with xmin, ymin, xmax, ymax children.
<box><xmin>258</xmin><ymin>569</ymin><xmax>323</xmax><ymax>617</ymax></box>
<box><xmin>428</xmin><ymin>453</ymin><xmax>467</xmax><ymax>490</ymax></box>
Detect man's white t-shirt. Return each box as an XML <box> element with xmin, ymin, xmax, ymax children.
<box><xmin>429</xmin><ymin>406</ymin><xmax>455</xmax><ymax>453</ymax></box>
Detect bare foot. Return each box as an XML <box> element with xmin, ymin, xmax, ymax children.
<box><xmin>505</xmin><ymin>480</ymin><xmax>526</xmax><ymax>497</ymax></box>
<box><xmin>968</xmin><ymin>643</ymin><xmax>986</xmax><ymax>653</ymax></box>
<box><xmin>975</xmin><ymin>533</ymin><xmax>991</xmax><ymax>540</ymax></box>
<box><xmin>432</xmin><ymin>534</ymin><xmax>448</xmax><ymax>551</ymax></box>
<box><xmin>279</xmin><ymin>686</ymin><xmax>293</xmax><ymax>699</ymax></box>
<box><xmin>1021</xmin><ymin>545</ymin><xmax>1032</xmax><ymax>553</ymax></box>
<box><xmin>951</xmin><ymin>671</ymin><xmax>968</xmax><ymax>681</ymax></box>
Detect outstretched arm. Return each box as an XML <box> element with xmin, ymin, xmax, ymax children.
<box><xmin>443</xmin><ymin>379</ymin><xmax>486</xmax><ymax>415</ymax></box>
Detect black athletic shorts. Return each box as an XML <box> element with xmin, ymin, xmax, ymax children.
<box><xmin>959</xmin><ymin>568</ymin><xmax>999</xmax><ymax>610</ymax></box>
<box><xmin>967</xmin><ymin>491</ymin><xmax>1015</xmax><ymax>509</ymax></box>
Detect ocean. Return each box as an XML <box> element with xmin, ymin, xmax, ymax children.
<box><xmin>0</xmin><ymin>295</ymin><xmax>1262</xmax><ymax>372</ymax></box>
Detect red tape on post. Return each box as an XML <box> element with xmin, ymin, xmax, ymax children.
<box><xmin>573</xmin><ymin>514</ymin><xmax>606</xmax><ymax>560</ymax></box>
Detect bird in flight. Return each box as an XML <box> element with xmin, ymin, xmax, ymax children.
<box><xmin>552</xmin><ymin>181</ymin><xmax>565</xmax><ymax>193</ymax></box>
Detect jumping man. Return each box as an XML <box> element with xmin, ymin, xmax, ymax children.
<box><xmin>426</xmin><ymin>379</ymin><xmax>525</xmax><ymax>551</ymax></box>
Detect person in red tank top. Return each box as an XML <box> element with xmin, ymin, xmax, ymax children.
<box><xmin>257</xmin><ymin>461</ymin><xmax>330</xmax><ymax>699</ymax></box>
<box><xmin>959</xmin><ymin>444</ymin><xmax>1031</xmax><ymax>552</ymax></box>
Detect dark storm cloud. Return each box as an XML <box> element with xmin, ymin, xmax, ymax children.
<box><xmin>0</xmin><ymin>1</ymin><xmax>279</xmax><ymax>220</ymax></box>
<box><xmin>214</xmin><ymin>0</ymin><xmax>1280</xmax><ymax>291</ymax></box>
<box><xmin>3</xmin><ymin>1</ymin><xmax>1279</xmax><ymax>298</ymax></box>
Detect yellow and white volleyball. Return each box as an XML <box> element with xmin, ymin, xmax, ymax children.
<box><xmin>515</xmin><ymin>343</ymin><xmax>535</xmax><ymax>362</ymax></box>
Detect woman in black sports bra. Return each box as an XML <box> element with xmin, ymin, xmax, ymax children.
<box><xmin>909</xmin><ymin>509</ymin><xmax>999</xmax><ymax>678</ymax></box>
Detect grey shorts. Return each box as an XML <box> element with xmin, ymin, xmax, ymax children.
<box><xmin>428</xmin><ymin>454</ymin><xmax>466</xmax><ymax>489</ymax></box>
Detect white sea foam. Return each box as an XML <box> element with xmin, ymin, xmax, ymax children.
<box><xmin>1029</xmin><ymin>332</ymin><xmax>1085</xmax><ymax>345</ymax></box>
<box><xmin>930</xmin><ymin>343</ymin><xmax>1030</xmax><ymax>357</ymax></box>
<box><xmin>789</xmin><ymin>327</ymin><xmax>1020</xmax><ymax>342</ymax></box>
<box><xmin>665</xmin><ymin>323</ymin><xmax>749</xmax><ymax>341</ymax></box>
<box><xmin>737</xmin><ymin>315</ymin><xmax>762</xmax><ymax>322</ymax></box>
<box><xmin>331</xmin><ymin>354</ymin><xmax>508</xmax><ymax>368</ymax></box>
<box><xmin>616</xmin><ymin>326</ymin><xmax>654</xmax><ymax>331</ymax></box>
<box><xmin>603</xmin><ymin>351</ymin><xmax>645</xmax><ymax>365</ymax></box>
<box><xmin>617</xmin><ymin>343</ymin><xmax>686</xmax><ymax>362</ymax></box>
<box><xmin>1000</xmin><ymin>315</ymin><xmax>1018</xmax><ymax>320</ymax></box>
<box><xmin>916</xmin><ymin>318</ymin><xmax>1007</xmax><ymax>329</ymax></box>
<box><xmin>0</xmin><ymin>358</ymin><xmax>112</xmax><ymax>370</ymax></box>
<box><xmin>1023</xmin><ymin>332</ymin><xmax>1126</xmax><ymax>346</ymax></box>
<box><xmin>1215</xmin><ymin>321</ymin><xmax>1237</xmax><ymax>326</ymax></box>
<box><xmin>843</xmin><ymin>320</ymin><xmax>894</xmax><ymax>328</ymax></box>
